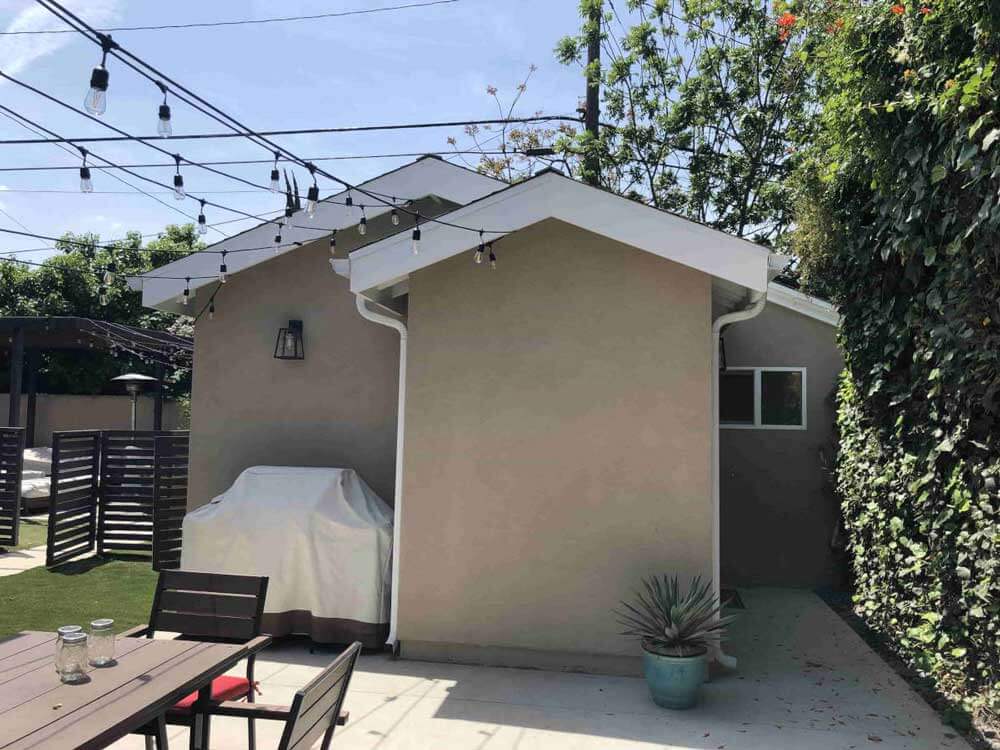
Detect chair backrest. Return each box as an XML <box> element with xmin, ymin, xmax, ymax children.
<box><xmin>277</xmin><ymin>642</ymin><xmax>362</xmax><ymax>750</ymax></box>
<box><xmin>146</xmin><ymin>570</ymin><xmax>269</xmax><ymax>643</ymax></box>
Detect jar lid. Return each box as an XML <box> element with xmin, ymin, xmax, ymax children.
<box><xmin>61</xmin><ymin>632</ymin><xmax>87</xmax><ymax>644</ymax></box>
<box><xmin>57</xmin><ymin>625</ymin><xmax>82</xmax><ymax>635</ymax></box>
<box><xmin>91</xmin><ymin>619</ymin><xmax>114</xmax><ymax>630</ymax></box>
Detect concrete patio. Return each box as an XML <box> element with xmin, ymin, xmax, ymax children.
<box><xmin>111</xmin><ymin>588</ymin><xmax>969</xmax><ymax>749</ymax></box>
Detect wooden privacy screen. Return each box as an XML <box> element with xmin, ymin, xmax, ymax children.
<box><xmin>46</xmin><ymin>430</ymin><xmax>189</xmax><ymax>569</ymax></box>
<box><xmin>151</xmin><ymin>434</ymin><xmax>189</xmax><ymax>571</ymax></box>
<box><xmin>0</xmin><ymin>428</ymin><xmax>25</xmax><ymax>548</ymax></box>
<box><xmin>46</xmin><ymin>431</ymin><xmax>101</xmax><ymax>567</ymax></box>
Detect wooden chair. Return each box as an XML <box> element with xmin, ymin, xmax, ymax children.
<box><xmin>124</xmin><ymin>570</ymin><xmax>271</xmax><ymax>750</ymax></box>
<box><xmin>208</xmin><ymin>642</ymin><xmax>361</xmax><ymax>750</ymax></box>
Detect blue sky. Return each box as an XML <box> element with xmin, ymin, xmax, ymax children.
<box><xmin>0</xmin><ymin>0</ymin><xmax>584</xmax><ymax>260</ymax></box>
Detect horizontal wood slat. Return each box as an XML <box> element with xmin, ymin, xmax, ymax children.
<box><xmin>0</xmin><ymin>429</ymin><xmax>24</xmax><ymax>548</ymax></box>
<box><xmin>46</xmin><ymin>431</ymin><xmax>100</xmax><ymax>567</ymax></box>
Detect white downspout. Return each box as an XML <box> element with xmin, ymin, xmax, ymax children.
<box><xmin>354</xmin><ymin>294</ymin><xmax>407</xmax><ymax>650</ymax></box>
<box><xmin>710</xmin><ymin>290</ymin><xmax>767</xmax><ymax>670</ymax></box>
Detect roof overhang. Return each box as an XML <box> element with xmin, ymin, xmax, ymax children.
<box><xmin>766</xmin><ymin>282</ymin><xmax>840</xmax><ymax>326</ymax></box>
<box><xmin>134</xmin><ymin>156</ymin><xmax>504</xmax><ymax>313</ymax></box>
<box><xmin>346</xmin><ymin>170</ymin><xmax>782</xmax><ymax>297</ymax></box>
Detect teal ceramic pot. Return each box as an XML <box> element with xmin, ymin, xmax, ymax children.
<box><xmin>641</xmin><ymin>644</ymin><xmax>708</xmax><ymax>709</ymax></box>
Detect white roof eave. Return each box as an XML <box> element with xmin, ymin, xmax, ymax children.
<box><xmin>348</xmin><ymin>171</ymin><xmax>774</xmax><ymax>295</ymax></box>
<box><xmin>136</xmin><ymin>157</ymin><xmax>504</xmax><ymax>313</ymax></box>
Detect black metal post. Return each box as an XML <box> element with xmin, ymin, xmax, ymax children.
<box><xmin>7</xmin><ymin>327</ymin><xmax>23</xmax><ymax>427</ymax></box>
<box><xmin>153</xmin><ymin>363</ymin><xmax>164</xmax><ymax>431</ymax></box>
<box><xmin>25</xmin><ymin>349</ymin><xmax>38</xmax><ymax>448</ymax></box>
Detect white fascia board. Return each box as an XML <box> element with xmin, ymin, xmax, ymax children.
<box><xmin>137</xmin><ymin>158</ymin><xmax>503</xmax><ymax>312</ymax></box>
<box><xmin>348</xmin><ymin>171</ymin><xmax>773</xmax><ymax>295</ymax></box>
<box><xmin>766</xmin><ymin>282</ymin><xmax>841</xmax><ymax>326</ymax></box>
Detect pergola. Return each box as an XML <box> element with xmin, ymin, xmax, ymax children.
<box><xmin>1</xmin><ymin>317</ymin><xmax>192</xmax><ymax>447</ymax></box>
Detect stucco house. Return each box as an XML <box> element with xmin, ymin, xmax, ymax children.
<box><xmin>135</xmin><ymin>156</ymin><xmax>841</xmax><ymax>673</ymax></box>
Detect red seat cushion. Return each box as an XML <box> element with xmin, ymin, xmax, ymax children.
<box><xmin>174</xmin><ymin>675</ymin><xmax>251</xmax><ymax>710</ymax></box>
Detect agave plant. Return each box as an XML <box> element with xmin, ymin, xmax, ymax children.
<box><xmin>616</xmin><ymin>576</ymin><xmax>733</xmax><ymax>657</ymax></box>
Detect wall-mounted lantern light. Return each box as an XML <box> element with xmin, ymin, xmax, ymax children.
<box><xmin>274</xmin><ymin>320</ymin><xmax>304</xmax><ymax>360</ymax></box>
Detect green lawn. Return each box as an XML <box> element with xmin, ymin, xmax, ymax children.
<box><xmin>12</xmin><ymin>515</ymin><xmax>48</xmax><ymax>551</ymax></box>
<box><xmin>0</xmin><ymin>557</ymin><xmax>157</xmax><ymax>639</ymax></box>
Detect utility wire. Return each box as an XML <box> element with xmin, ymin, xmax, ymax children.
<box><xmin>3</xmin><ymin>1</ymin><xmax>458</xmax><ymax>34</ymax></box>
<box><xmin>0</xmin><ymin>151</ymin><xmax>530</xmax><ymax>172</ymax></box>
<box><xmin>35</xmin><ymin>0</ymin><xmax>522</xmax><ymax>236</ymax></box>
<box><xmin>0</xmin><ymin>116</ymin><xmax>580</xmax><ymax>145</ymax></box>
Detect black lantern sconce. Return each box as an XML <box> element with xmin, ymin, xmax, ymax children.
<box><xmin>274</xmin><ymin>319</ymin><xmax>304</xmax><ymax>360</ymax></box>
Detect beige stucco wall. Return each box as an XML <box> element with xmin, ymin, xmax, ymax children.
<box><xmin>398</xmin><ymin>219</ymin><xmax>714</xmax><ymax>667</ymax></box>
<box><xmin>2</xmin><ymin>393</ymin><xmax>180</xmax><ymax>447</ymax></box>
<box><xmin>720</xmin><ymin>302</ymin><xmax>845</xmax><ymax>587</ymax></box>
<box><xmin>186</xmin><ymin>225</ymin><xmax>405</xmax><ymax>510</ymax></box>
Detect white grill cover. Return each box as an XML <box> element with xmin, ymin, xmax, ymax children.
<box><xmin>181</xmin><ymin>466</ymin><xmax>393</xmax><ymax>645</ymax></box>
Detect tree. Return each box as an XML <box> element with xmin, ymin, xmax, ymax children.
<box><xmin>554</xmin><ymin>0</ymin><xmax>828</xmax><ymax>247</ymax></box>
<box><xmin>794</xmin><ymin>0</ymin><xmax>1000</xmax><ymax>723</ymax></box>
<box><xmin>447</xmin><ymin>66</ymin><xmax>580</xmax><ymax>182</ymax></box>
<box><xmin>0</xmin><ymin>224</ymin><xmax>200</xmax><ymax>397</ymax></box>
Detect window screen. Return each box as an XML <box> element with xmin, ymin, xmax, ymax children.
<box><xmin>720</xmin><ymin>370</ymin><xmax>755</xmax><ymax>425</ymax></box>
<box><xmin>761</xmin><ymin>370</ymin><xmax>804</xmax><ymax>426</ymax></box>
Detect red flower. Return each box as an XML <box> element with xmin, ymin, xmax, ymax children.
<box><xmin>777</xmin><ymin>11</ymin><xmax>798</xmax><ymax>29</ymax></box>
<box><xmin>919</xmin><ymin>5</ymin><xmax>932</xmax><ymax>13</ymax></box>
<box><xmin>891</xmin><ymin>4</ymin><xmax>905</xmax><ymax>14</ymax></box>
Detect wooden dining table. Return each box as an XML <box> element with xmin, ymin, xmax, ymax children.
<box><xmin>0</xmin><ymin>630</ymin><xmax>250</xmax><ymax>750</ymax></box>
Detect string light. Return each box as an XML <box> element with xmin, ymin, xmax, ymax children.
<box><xmin>84</xmin><ymin>33</ymin><xmax>115</xmax><ymax>115</ymax></box>
<box><xmin>329</xmin><ymin>230</ymin><xmax>337</xmax><ymax>256</ymax></box>
<box><xmin>172</xmin><ymin>154</ymin><xmax>185</xmax><ymax>200</ymax></box>
<box><xmin>273</xmin><ymin>221</ymin><xmax>283</xmax><ymax>251</ymax></box>
<box><xmin>358</xmin><ymin>205</ymin><xmax>367</xmax><ymax>236</ymax></box>
<box><xmin>488</xmin><ymin>242</ymin><xmax>497</xmax><ymax>270</ymax></box>
<box><xmin>98</xmin><ymin>284</ymin><xmax>108</xmax><ymax>305</ymax></box>
<box><xmin>344</xmin><ymin>190</ymin><xmax>353</xmax><ymax>208</ymax></box>
<box><xmin>390</xmin><ymin>203</ymin><xmax>400</xmax><ymax>226</ymax></box>
<box><xmin>474</xmin><ymin>230</ymin><xmax>484</xmax><ymax>264</ymax></box>
<box><xmin>269</xmin><ymin>151</ymin><xmax>280</xmax><ymax>192</ymax></box>
<box><xmin>218</xmin><ymin>250</ymin><xmax>227</xmax><ymax>283</ymax></box>
<box><xmin>78</xmin><ymin>147</ymin><xmax>93</xmax><ymax>192</ymax></box>
<box><xmin>411</xmin><ymin>212</ymin><xmax>421</xmax><ymax>255</ymax></box>
<box><xmin>103</xmin><ymin>256</ymin><xmax>115</xmax><ymax>283</ymax></box>
<box><xmin>155</xmin><ymin>81</ymin><xmax>172</xmax><ymax>138</ymax></box>
<box><xmin>197</xmin><ymin>198</ymin><xmax>207</xmax><ymax>235</ymax></box>
<box><xmin>208</xmin><ymin>299</ymin><xmax>215</xmax><ymax>320</ymax></box>
<box><xmin>181</xmin><ymin>276</ymin><xmax>191</xmax><ymax>305</ymax></box>
<box><xmin>305</xmin><ymin>163</ymin><xmax>319</xmax><ymax>218</ymax></box>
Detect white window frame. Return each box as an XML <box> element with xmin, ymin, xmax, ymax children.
<box><xmin>720</xmin><ymin>367</ymin><xmax>807</xmax><ymax>431</ymax></box>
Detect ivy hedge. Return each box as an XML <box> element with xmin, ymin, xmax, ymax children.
<box><xmin>794</xmin><ymin>0</ymin><xmax>1000</xmax><ymax>718</ymax></box>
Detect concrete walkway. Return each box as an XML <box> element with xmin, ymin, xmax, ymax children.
<box><xmin>0</xmin><ymin>545</ymin><xmax>46</xmax><ymax>577</ymax></box>
<box><xmin>110</xmin><ymin>588</ymin><xmax>969</xmax><ymax>749</ymax></box>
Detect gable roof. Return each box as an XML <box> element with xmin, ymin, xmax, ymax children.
<box><xmin>345</xmin><ymin>169</ymin><xmax>786</xmax><ymax>297</ymax></box>
<box><xmin>134</xmin><ymin>156</ymin><xmax>505</xmax><ymax>313</ymax></box>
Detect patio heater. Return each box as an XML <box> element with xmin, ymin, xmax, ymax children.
<box><xmin>110</xmin><ymin>373</ymin><xmax>158</xmax><ymax>430</ymax></box>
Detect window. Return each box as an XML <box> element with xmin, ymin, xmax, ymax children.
<box><xmin>720</xmin><ymin>367</ymin><xmax>806</xmax><ymax>429</ymax></box>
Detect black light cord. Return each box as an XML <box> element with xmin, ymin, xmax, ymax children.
<box><xmin>35</xmin><ymin>0</ymin><xmax>521</xmax><ymax>237</ymax></box>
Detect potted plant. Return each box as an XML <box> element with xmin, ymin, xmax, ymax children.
<box><xmin>616</xmin><ymin>575</ymin><xmax>732</xmax><ymax>709</ymax></box>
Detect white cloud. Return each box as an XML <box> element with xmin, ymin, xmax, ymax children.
<box><xmin>0</xmin><ymin>0</ymin><xmax>123</xmax><ymax>78</ymax></box>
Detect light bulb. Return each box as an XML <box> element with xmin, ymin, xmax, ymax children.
<box><xmin>269</xmin><ymin>168</ymin><xmax>280</xmax><ymax>192</ymax></box>
<box><xmin>359</xmin><ymin>209</ymin><xmax>367</xmax><ymax>236</ymax></box>
<box><xmin>182</xmin><ymin>288</ymin><xmax>190</xmax><ymax>306</ymax></box>
<box><xmin>219</xmin><ymin>253</ymin><xmax>228</xmax><ymax>283</ymax></box>
<box><xmin>274</xmin><ymin>224</ymin><xmax>283</xmax><ymax>253</ymax></box>
<box><xmin>197</xmin><ymin>213</ymin><xmax>207</xmax><ymax>235</ymax></box>
<box><xmin>306</xmin><ymin>184</ymin><xmax>319</xmax><ymax>218</ymax></box>
<box><xmin>488</xmin><ymin>244</ymin><xmax>497</xmax><ymax>270</ymax></box>
<box><xmin>475</xmin><ymin>232</ymin><xmax>484</xmax><ymax>264</ymax></box>
<box><xmin>391</xmin><ymin>207</ymin><xmax>400</xmax><ymax>226</ymax></box>
<box><xmin>329</xmin><ymin>232</ymin><xmax>337</xmax><ymax>256</ymax></box>
<box><xmin>79</xmin><ymin>166</ymin><xmax>93</xmax><ymax>193</ymax></box>
<box><xmin>103</xmin><ymin>269</ymin><xmax>112</xmax><ymax>284</ymax></box>
<box><xmin>345</xmin><ymin>191</ymin><xmax>353</xmax><ymax>208</ymax></box>
<box><xmin>99</xmin><ymin>288</ymin><xmax>108</xmax><ymax>306</ymax></box>
<box><xmin>173</xmin><ymin>173</ymin><xmax>185</xmax><ymax>200</ymax></box>
<box><xmin>84</xmin><ymin>66</ymin><xmax>109</xmax><ymax>115</ymax></box>
<box><xmin>209</xmin><ymin>301</ymin><xmax>215</xmax><ymax>320</ymax></box>
<box><xmin>157</xmin><ymin>104</ymin><xmax>172</xmax><ymax>138</ymax></box>
<box><xmin>411</xmin><ymin>226</ymin><xmax>421</xmax><ymax>255</ymax></box>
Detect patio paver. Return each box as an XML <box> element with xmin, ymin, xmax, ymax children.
<box><xmin>109</xmin><ymin>588</ymin><xmax>970</xmax><ymax>749</ymax></box>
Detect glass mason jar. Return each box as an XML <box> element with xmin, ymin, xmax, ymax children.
<box><xmin>57</xmin><ymin>631</ymin><xmax>89</xmax><ymax>683</ymax></box>
<box><xmin>55</xmin><ymin>625</ymin><xmax>82</xmax><ymax>672</ymax></box>
<box><xmin>88</xmin><ymin>619</ymin><xmax>116</xmax><ymax>667</ymax></box>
